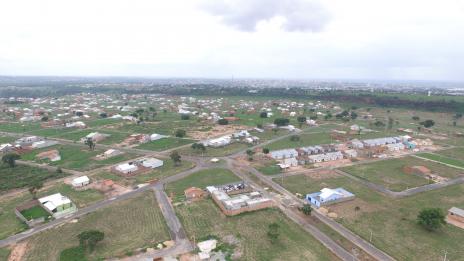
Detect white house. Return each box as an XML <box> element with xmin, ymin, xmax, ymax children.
<box><xmin>150</xmin><ymin>133</ymin><xmax>167</xmax><ymax>141</ymax></box>
<box><xmin>71</xmin><ymin>176</ymin><xmax>90</xmax><ymax>188</ymax></box>
<box><xmin>39</xmin><ymin>193</ymin><xmax>77</xmax><ymax>218</ymax></box>
<box><xmin>115</xmin><ymin>163</ymin><xmax>138</xmax><ymax>174</ymax></box>
<box><xmin>270</xmin><ymin>149</ymin><xmax>298</xmax><ymax>160</ymax></box>
<box><xmin>141</xmin><ymin>158</ymin><xmax>164</xmax><ymax>169</ymax></box>
<box><xmin>306</xmin><ymin>188</ymin><xmax>355</xmax><ymax>208</ymax></box>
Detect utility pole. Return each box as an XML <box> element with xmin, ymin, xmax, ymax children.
<box><xmin>443</xmin><ymin>250</ymin><xmax>447</xmax><ymax>261</ymax></box>
<box><xmin>369</xmin><ymin>230</ymin><xmax>373</xmax><ymax>242</ymax></box>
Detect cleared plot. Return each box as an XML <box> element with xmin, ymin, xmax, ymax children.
<box><xmin>165</xmin><ymin>168</ymin><xmax>240</xmax><ymax>201</ymax></box>
<box><xmin>437</xmin><ymin>147</ymin><xmax>464</xmax><ymax>160</ymax></box>
<box><xmin>26</xmin><ymin>127</ymin><xmax>76</xmax><ymax>138</ymax></box>
<box><xmin>265</xmin><ymin>132</ymin><xmax>335</xmax><ymax>150</ymax></box>
<box><xmin>23</xmin><ymin>192</ymin><xmax>170</xmax><ymax>261</ymax></box>
<box><xmin>20</xmin><ymin>145</ymin><xmax>139</xmax><ymax>171</ymax></box>
<box><xmin>417</xmin><ymin>152</ymin><xmax>464</xmax><ymax>169</ymax></box>
<box><xmin>132</xmin><ymin>159</ymin><xmax>196</xmax><ymax>184</ymax></box>
<box><xmin>276</xmin><ymin>174</ymin><xmax>464</xmax><ymax>260</ymax></box>
<box><xmin>176</xmin><ymin>200</ymin><xmax>336</xmax><ymax>261</ymax></box>
<box><xmin>340</xmin><ymin>156</ymin><xmax>463</xmax><ymax>191</ymax></box>
<box><xmin>83</xmin><ymin>118</ymin><xmax>121</xmax><ymax>128</ymax></box>
<box><xmin>0</xmin><ymin>164</ymin><xmax>68</xmax><ymax>193</ymax></box>
<box><xmin>53</xmin><ymin>129</ymin><xmax>128</xmax><ymax>145</ymax></box>
<box><xmin>20</xmin><ymin>205</ymin><xmax>50</xmax><ymax>220</ymax></box>
<box><xmin>37</xmin><ymin>184</ymin><xmax>104</xmax><ymax>208</ymax></box>
<box><xmin>136</xmin><ymin>137</ymin><xmax>195</xmax><ymax>151</ymax></box>
<box><xmin>180</xmin><ymin>142</ymin><xmax>250</xmax><ymax>157</ymax></box>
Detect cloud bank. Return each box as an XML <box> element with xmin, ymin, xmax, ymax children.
<box><xmin>201</xmin><ymin>0</ymin><xmax>331</xmax><ymax>32</ymax></box>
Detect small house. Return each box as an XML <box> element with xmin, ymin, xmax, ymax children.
<box><xmin>447</xmin><ymin>207</ymin><xmax>464</xmax><ymax>228</ymax></box>
<box><xmin>115</xmin><ymin>163</ymin><xmax>138</xmax><ymax>174</ymax></box>
<box><xmin>38</xmin><ymin>193</ymin><xmax>77</xmax><ymax>218</ymax></box>
<box><xmin>141</xmin><ymin>158</ymin><xmax>164</xmax><ymax>169</ymax></box>
<box><xmin>306</xmin><ymin>188</ymin><xmax>355</xmax><ymax>208</ymax></box>
<box><xmin>184</xmin><ymin>187</ymin><xmax>206</xmax><ymax>201</ymax></box>
<box><xmin>71</xmin><ymin>176</ymin><xmax>90</xmax><ymax>188</ymax></box>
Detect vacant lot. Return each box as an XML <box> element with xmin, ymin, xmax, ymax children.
<box><xmin>0</xmin><ymin>164</ymin><xmax>68</xmax><ymax>193</ymax></box>
<box><xmin>165</xmin><ymin>168</ymin><xmax>240</xmax><ymax>201</ymax></box>
<box><xmin>132</xmin><ymin>159</ymin><xmax>196</xmax><ymax>184</ymax></box>
<box><xmin>0</xmin><ymin>122</ymin><xmax>41</xmax><ymax>133</ymax></box>
<box><xmin>176</xmin><ymin>200</ymin><xmax>336</xmax><ymax>260</ymax></box>
<box><xmin>417</xmin><ymin>153</ymin><xmax>464</xmax><ymax>169</ymax></box>
<box><xmin>437</xmin><ymin>147</ymin><xmax>464</xmax><ymax>161</ymax></box>
<box><xmin>136</xmin><ymin>137</ymin><xmax>195</xmax><ymax>151</ymax></box>
<box><xmin>0</xmin><ymin>193</ymin><xmax>30</xmax><ymax>240</ymax></box>
<box><xmin>23</xmin><ymin>192</ymin><xmax>170</xmax><ymax>261</ymax></box>
<box><xmin>21</xmin><ymin>145</ymin><xmax>138</xmax><ymax>171</ymax></box>
<box><xmin>180</xmin><ymin>142</ymin><xmax>250</xmax><ymax>157</ymax></box>
<box><xmin>340</xmin><ymin>156</ymin><xmax>463</xmax><ymax>191</ymax></box>
<box><xmin>266</xmin><ymin>132</ymin><xmax>335</xmax><ymax>150</ymax></box>
<box><xmin>276</xmin><ymin>174</ymin><xmax>464</xmax><ymax>260</ymax></box>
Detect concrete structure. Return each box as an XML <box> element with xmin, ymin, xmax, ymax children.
<box><xmin>141</xmin><ymin>158</ymin><xmax>164</xmax><ymax>169</ymax></box>
<box><xmin>71</xmin><ymin>176</ymin><xmax>90</xmax><ymax>188</ymax></box>
<box><xmin>270</xmin><ymin>149</ymin><xmax>298</xmax><ymax>160</ymax></box>
<box><xmin>447</xmin><ymin>207</ymin><xmax>464</xmax><ymax>229</ymax></box>
<box><xmin>209</xmin><ymin>186</ymin><xmax>273</xmax><ymax>216</ymax></box>
<box><xmin>184</xmin><ymin>187</ymin><xmax>206</xmax><ymax>201</ymax></box>
<box><xmin>115</xmin><ymin>163</ymin><xmax>138</xmax><ymax>174</ymax></box>
<box><xmin>306</xmin><ymin>188</ymin><xmax>355</xmax><ymax>208</ymax></box>
<box><xmin>38</xmin><ymin>193</ymin><xmax>77</xmax><ymax>218</ymax></box>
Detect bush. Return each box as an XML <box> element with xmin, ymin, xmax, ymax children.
<box><xmin>274</xmin><ymin>118</ymin><xmax>289</xmax><ymax>126</ymax></box>
<box><xmin>181</xmin><ymin>114</ymin><xmax>190</xmax><ymax>120</ymax></box>
<box><xmin>260</xmin><ymin>112</ymin><xmax>268</xmax><ymax>118</ymax></box>
<box><xmin>60</xmin><ymin>246</ymin><xmax>87</xmax><ymax>261</ymax></box>
<box><xmin>218</xmin><ymin>118</ymin><xmax>229</xmax><ymax>125</ymax></box>
<box><xmin>175</xmin><ymin>129</ymin><xmax>186</xmax><ymax>138</ymax></box>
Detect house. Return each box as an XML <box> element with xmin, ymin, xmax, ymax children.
<box><xmin>141</xmin><ymin>158</ymin><xmax>164</xmax><ymax>169</ymax></box>
<box><xmin>81</xmin><ymin>132</ymin><xmax>109</xmax><ymax>143</ymax></box>
<box><xmin>343</xmin><ymin>149</ymin><xmax>358</xmax><ymax>158</ymax></box>
<box><xmin>38</xmin><ymin>193</ymin><xmax>77</xmax><ymax>218</ymax></box>
<box><xmin>270</xmin><ymin>149</ymin><xmax>298</xmax><ymax>160</ymax></box>
<box><xmin>0</xmin><ymin>143</ymin><xmax>13</xmax><ymax>154</ymax></box>
<box><xmin>65</xmin><ymin>121</ymin><xmax>86</xmax><ymax>129</ymax></box>
<box><xmin>447</xmin><ymin>207</ymin><xmax>464</xmax><ymax>228</ymax></box>
<box><xmin>71</xmin><ymin>176</ymin><xmax>90</xmax><ymax>188</ymax></box>
<box><xmin>150</xmin><ymin>133</ymin><xmax>167</xmax><ymax>141</ymax></box>
<box><xmin>31</xmin><ymin>140</ymin><xmax>59</xmax><ymax>149</ymax></box>
<box><xmin>36</xmin><ymin>149</ymin><xmax>61</xmax><ymax>162</ymax></box>
<box><xmin>204</xmin><ymin>135</ymin><xmax>232</xmax><ymax>147</ymax></box>
<box><xmin>306</xmin><ymin>188</ymin><xmax>355</xmax><ymax>208</ymax></box>
<box><xmin>184</xmin><ymin>187</ymin><xmax>206</xmax><ymax>201</ymax></box>
<box><xmin>386</xmin><ymin>143</ymin><xmax>405</xmax><ymax>152</ymax></box>
<box><xmin>351</xmin><ymin>139</ymin><xmax>364</xmax><ymax>149</ymax></box>
<box><xmin>15</xmin><ymin>136</ymin><xmax>42</xmax><ymax>146</ymax></box>
<box><xmin>115</xmin><ymin>163</ymin><xmax>138</xmax><ymax>174</ymax></box>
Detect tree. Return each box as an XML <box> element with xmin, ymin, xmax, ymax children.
<box><xmin>324</xmin><ymin>113</ymin><xmax>332</xmax><ymax>120</ymax></box>
<box><xmin>84</xmin><ymin>138</ymin><xmax>95</xmax><ymax>151</ymax></box>
<box><xmin>259</xmin><ymin>112</ymin><xmax>268</xmax><ymax>118</ymax></box>
<box><xmin>354</xmin><ymin>206</ymin><xmax>361</xmax><ymax>217</ymax></box>
<box><xmin>290</xmin><ymin>135</ymin><xmax>300</xmax><ymax>142</ymax></box>
<box><xmin>417</xmin><ymin>208</ymin><xmax>446</xmax><ymax>231</ymax></box>
<box><xmin>181</xmin><ymin>114</ymin><xmax>190</xmax><ymax>120</ymax></box>
<box><xmin>420</xmin><ymin>119</ymin><xmax>435</xmax><ymax>128</ymax></box>
<box><xmin>175</xmin><ymin>129</ymin><xmax>186</xmax><ymax>138</ymax></box>
<box><xmin>41</xmin><ymin>116</ymin><xmax>49</xmax><ymax>122</ymax></box>
<box><xmin>78</xmin><ymin>230</ymin><xmax>105</xmax><ymax>252</ymax></box>
<box><xmin>170</xmin><ymin>151</ymin><xmax>182</xmax><ymax>166</ymax></box>
<box><xmin>350</xmin><ymin>111</ymin><xmax>358</xmax><ymax>120</ymax></box>
<box><xmin>374</xmin><ymin>120</ymin><xmax>385</xmax><ymax>128</ymax></box>
<box><xmin>28</xmin><ymin>180</ymin><xmax>43</xmax><ymax>199</ymax></box>
<box><xmin>267</xmin><ymin>223</ymin><xmax>280</xmax><ymax>244</ymax></box>
<box><xmin>274</xmin><ymin>118</ymin><xmax>289</xmax><ymax>126</ymax></box>
<box><xmin>2</xmin><ymin>153</ymin><xmax>20</xmax><ymax>168</ymax></box>
<box><xmin>387</xmin><ymin>117</ymin><xmax>394</xmax><ymax>130</ymax></box>
<box><xmin>217</xmin><ymin>118</ymin><xmax>229</xmax><ymax>125</ymax></box>
<box><xmin>256</xmin><ymin>123</ymin><xmax>263</xmax><ymax>129</ymax></box>
<box><xmin>191</xmin><ymin>143</ymin><xmax>206</xmax><ymax>153</ymax></box>
<box><xmin>262</xmin><ymin>148</ymin><xmax>270</xmax><ymax>154</ymax></box>
<box><xmin>75</xmin><ymin>111</ymin><xmax>84</xmax><ymax>117</ymax></box>
<box><xmin>412</xmin><ymin>116</ymin><xmax>420</xmax><ymax>121</ymax></box>
<box><xmin>99</xmin><ymin>112</ymin><xmax>107</xmax><ymax>118</ymax></box>
<box><xmin>246</xmin><ymin>149</ymin><xmax>255</xmax><ymax>161</ymax></box>
<box><xmin>300</xmin><ymin>204</ymin><xmax>312</xmax><ymax>215</ymax></box>
<box><xmin>297</xmin><ymin>116</ymin><xmax>306</xmax><ymax>127</ymax></box>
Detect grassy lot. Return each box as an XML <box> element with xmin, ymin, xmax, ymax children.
<box><xmin>340</xmin><ymin>156</ymin><xmax>464</xmax><ymax>191</ymax></box>
<box><xmin>37</xmin><ymin>184</ymin><xmax>105</xmax><ymax>208</ymax></box>
<box><xmin>0</xmin><ymin>248</ymin><xmax>10</xmax><ymax>261</ymax></box>
<box><xmin>23</xmin><ymin>192</ymin><xmax>170</xmax><ymax>261</ymax></box>
<box><xmin>0</xmin><ymin>122</ymin><xmax>41</xmax><ymax>133</ymax></box>
<box><xmin>437</xmin><ymin>147</ymin><xmax>464</xmax><ymax>160</ymax></box>
<box><xmin>26</xmin><ymin>127</ymin><xmax>76</xmax><ymax>137</ymax></box>
<box><xmin>84</xmin><ymin>118</ymin><xmax>121</xmax><ymax>128</ymax></box>
<box><xmin>52</xmin><ymin>129</ymin><xmax>128</xmax><ymax>145</ymax></box>
<box><xmin>176</xmin><ymin>200</ymin><xmax>336</xmax><ymax>260</ymax></box>
<box><xmin>0</xmin><ymin>193</ymin><xmax>30</xmax><ymax>239</ymax></box>
<box><xmin>132</xmin><ymin>159</ymin><xmax>196</xmax><ymax>184</ymax></box>
<box><xmin>180</xmin><ymin>142</ymin><xmax>250</xmax><ymax>157</ymax></box>
<box><xmin>0</xmin><ymin>136</ymin><xmax>15</xmax><ymax>143</ymax></box>
<box><xmin>20</xmin><ymin>205</ymin><xmax>50</xmax><ymax>220</ymax></box>
<box><xmin>20</xmin><ymin>145</ymin><xmax>138</xmax><ymax>171</ymax></box>
<box><xmin>165</xmin><ymin>168</ymin><xmax>240</xmax><ymax>201</ymax></box>
<box><xmin>275</xmin><ymin>174</ymin><xmax>464</xmax><ymax>260</ymax></box>
<box><xmin>417</xmin><ymin>153</ymin><xmax>464</xmax><ymax>169</ymax></box>
<box><xmin>257</xmin><ymin>165</ymin><xmax>282</xmax><ymax>176</ymax></box>
<box><xmin>136</xmin><ymin>137</ymin><xmax>195</xmax><ymax>151</ymax></box>
<box><xmin>0</xmin><ymin>164</ymin><xmax>68</xmax><ymax>193</ymax></box>
<box><xmin>265</xmin><ymin>132</ymin><xmax>335</xmax><ymax>150</ymax></box>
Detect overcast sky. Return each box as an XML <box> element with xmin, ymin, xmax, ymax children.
<box><xmin>1</xmin><ymin>0</ymin><xmax>463</xmax><ymax>81</ymax></box>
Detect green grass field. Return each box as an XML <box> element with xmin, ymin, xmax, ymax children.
<box><xmin>37</xmin><ymin>184</ymin><xmax>105</xmax><ymax>208</ymax></box>
<box><xmin>266</xmin><ymin>132</ymin><xmax>335</xmax><ymax>150</ymax></box>
<box><xmin>0</xmin><ymin>248</ymin><xmax>10</xmax><ymax>261</ymax></box>
<box><xmin>0</xmin><ymin>194</ymin><xmax>31</xmax><ymax>240</ymax></box>
<box><xmin>132</xmin><ymin>159</ymin><xmax>196</xmax><ymax>184</ymax></box>
<box><xmin>0</xmin><ymin>122</ymin><xmax>41</xmax><ymax>133</ymax></box>
<box><xmin>165</xmin><ymin>168</ymin><xmax>240</xmax><ymax>201</ymax></box>
<box><xmin>437</xmin><ymin>147</ymin><xmax>464</xmax><ymax>160</ymax></box>
<box><xmin>180</xmin><ymin>142</ymin><xmax>250</xmax><ymax>157</ymax></box>
<box><xmin>275</xmin><ymin>174</ymin><xmax>464</xmax><ymax>260</ymax></box>
<box><xmin>20</xmin><ymin>205</ymin><xmax>50</xmax><ymax>220</ymax></box>
<box><xmin>340</xmin><ymin>156</ymin><xmax>463</xmax><ymax>191</ymax></box>
<box><xmin>0</xmin><ymin>164</ymin><xmax>68</xmax><ymax>193</ymax></box>
<box><xmin>136</xmin><ymin>137</ymin><xmax>195</xmax><ymax>151</ymax></box>
<box><xmin>176</xmin><ymin>199</ymin><xmax>336</xmax><ymax>260</ymax></box>
<box><xmin>23</xmin><ymin>192</ymin><xmax>170</xmax><ymax>261</ymax></box>
<box><xmin>21</xmin><ymin>145</ymin><xmax>139</xmax><ymax>171</ymax></box>
<box><xmin>416</xmin><ymin>153</ymin><xmax>464</xmax><ymax>169</ymax></box>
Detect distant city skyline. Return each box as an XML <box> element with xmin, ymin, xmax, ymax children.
<box><xmin>1</xmin><ymin>0</ymin><xmax>464</xmax><ymax>81</ymax></box>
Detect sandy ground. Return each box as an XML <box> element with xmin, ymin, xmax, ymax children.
<box><xmin>8</xmin><ymin>242</ymin><xmax>28</xmax><ymax>261</ymax></box>
<box><xmin>189</xmin><ymin>124</ymin><xmax>250</xmax><ymax>140</ymax></box>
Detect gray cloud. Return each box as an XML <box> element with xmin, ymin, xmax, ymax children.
<box><xmin>201</xmin><ymin>0</ymin><xmax>330</xmax><ymax>32</ymax></box>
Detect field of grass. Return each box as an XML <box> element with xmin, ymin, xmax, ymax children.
<box><xmin>257</xmin><ymin>165</ymin><xmax>282</xmax><ymax>176</ymax></box>
<box><xmin>23</xmin><ymin>192</ymin><xmax>170</xmax><ymax>261</ymax></box>
<box><xmin>165</xmin><ymin>168</ymin><xmax>240</xmax><ymax>201</ymax></box>
<box><xmin>26</xmin><ymin>127</ymin><xmax>76</xmax><ymax>137</ymax></box>
<box><xmin>0</xmin><ymin>136</ymin><xmax>15</xmax><ymax>143</ymax></box>
<box><xmin>38</xmin><ymin>184</ymin><xmax>104</xmax><ymax>208</ymax></box>
<box><xmin>0</xmin><ymin>122</ymin><xmax>41</xmax><ymax>133</ymax></box>
<box><xmin>180</xmin><ymin>142</ymin><xmax>250</xmax><ymax>157</ymax></box>
<box><xmin>266</xmin><ymin>132</ymin><xmax>335</xmax><ymax>150</ymax></box>
<box><xmin>437</xmin><ymin>147</ymin><xmax>464</xmax><ymax>160</ymax></box>
<box><xmin>340</xmin><ymin>156</ymin><xmax>463</xmax><ymax>191</ymax></box>
<box><xmin>132</xmin><ymin>159</ymin><xmax>196</xmax><ymax>184</ymax></box>
<box><xmin>0</xmin><ymin>164</ymin><xmax>68</xmax><ymax>193</ymax></box>
<box><xmin>176</xmin><ymin>199</ymin><xmax>336</xmax><ymax>260</ymax></box>
<box><xmin>20</xmin><ymin>145</ymin><xmax>138</xmax><ymax>171</ymax></box>
<box><xmin>20</xmin><ymin>205</ymin><xmax>50</xmax><ymax>220</ymax></box>
<box><xmin>0</xmin><ymin>248</ymin><xmax>10</xmax><ymax>261</ymax></box>
<box><xmin>275</xmin><ymin>174</ymin><xmax>464</xmax><ymax>260</ymax></box>
<box><xmin>0</xmin><ymin>193</ymin><xmax>31</xmax><ymax>239</ymax></box>
<box><xmin>136</xmin><ymin>137</ymin><xmax>195</xmax><ymax>151</ymax></box>
<box><xmin>417</xmin><ymin>153</ymin><xmax>464</xmax><ymax>169</ymax></box>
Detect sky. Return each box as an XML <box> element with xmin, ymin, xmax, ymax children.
<box><xmin>1</xmin><ymin>0</ymin><xmax>464</xmax><ymax>81</ymax></box>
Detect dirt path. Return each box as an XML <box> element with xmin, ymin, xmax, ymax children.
<box><xmin>8</xmin><ymin>242</ymin><xmax>28</xmax><ymax>261</ymax></box>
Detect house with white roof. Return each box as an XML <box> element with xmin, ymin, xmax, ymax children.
<box><xmin>141</xmin><ymin>158</ymin><xmax>164</xmax><ymax>169</ymax></box>
<box><xmin>270</xmin><ymin>149</ymin><xmax>298</xmax><ymax>160</ymax></box>
<box><xmin>71</xmin><ymin>176</ymin><xmax>90</xmax><ymax>188</ymax></box>
<box><xmin>115</xmin><ymin>163</ymin><xmax>138</xmax><ymax>174</ymax></box>
<box><xmin>306</xmin><ymin>188</ymin><xmax>355</xmax><ymax>208</ymax></box>
<box><xmin>38</xmin><ymin>193</ymin><xmax>77</xmax><ymax>218</ymax></box>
